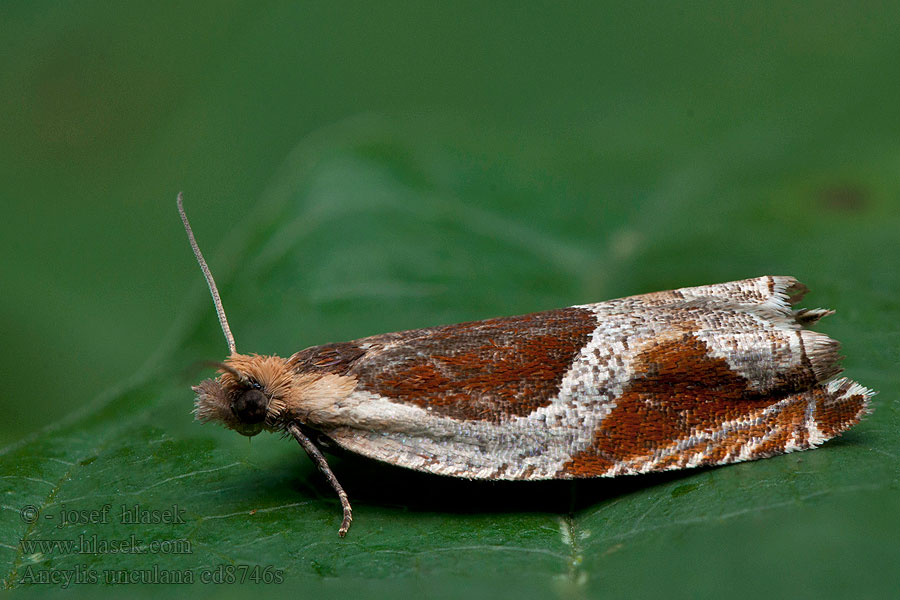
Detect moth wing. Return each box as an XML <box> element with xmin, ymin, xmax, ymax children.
<box><xmin>299</xmin><ymin>276</ymin><xmax>872</xmax><ymax>479</ymax></box>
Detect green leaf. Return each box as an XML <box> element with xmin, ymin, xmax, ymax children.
<box><xmin>1</xmin><ymin>117</ymin><xmax>897</xmax><ymax>599</ymax></box>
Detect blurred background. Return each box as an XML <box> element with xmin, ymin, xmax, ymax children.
<box><xmin>2</xmin><ymin>3</ymin><xmax>899</xmax><ymax>597</ymax></box>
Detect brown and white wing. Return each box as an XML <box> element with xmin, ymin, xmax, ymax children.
<box><xmin>297</xmin><ymin>276</ymin><xmax>873</xmax><ymax>480</ymax></box>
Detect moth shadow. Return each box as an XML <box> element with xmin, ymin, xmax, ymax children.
<box><xmin>306</xmin><ymin>451</ymin><xmax>706</xmax><ymax>518</ymax></box>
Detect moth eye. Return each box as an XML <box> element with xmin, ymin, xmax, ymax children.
<box><xmin>231</xmin><ymin>388</ymin><xmax>268</xmax><ymax>424</ymax></box>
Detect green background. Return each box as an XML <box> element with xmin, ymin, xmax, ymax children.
<box><xmin>1</xmin><ymin>2</ymin><xmax>898</xmax><ymax>598</ymax></box>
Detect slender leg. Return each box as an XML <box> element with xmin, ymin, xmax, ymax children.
<box><xmin>287</xmin><ymin>423</ymin><xmax>353</xmax><ymax>537</ymax></box>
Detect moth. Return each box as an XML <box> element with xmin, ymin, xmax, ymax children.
<box><xmin>179</xmin><ymin>194</ymin><xmax>873</xmax><ymax>537</ymax></box>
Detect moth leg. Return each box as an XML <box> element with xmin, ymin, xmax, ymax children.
<box><xmin>287</xmin><ymin>423</ymin><xmax>353</xmax><ymax>537</ymax></box>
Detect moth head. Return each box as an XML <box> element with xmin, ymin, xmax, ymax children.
<box><xmin>193</xmin><ymin>354</ymin><xmax>292</xmax><ymax>437</ymax></box>
<box><xmin>179</xmin><ymin>194</ymin><xmax>293</xmax><ymax>437</ymax></box>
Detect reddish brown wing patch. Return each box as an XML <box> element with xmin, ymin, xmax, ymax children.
<box><xmin>289</xmin><ymin>342</ymin><xmax>367</xmax><ymax>376</ymax></box>
<box><xmin>814</xmin><ymin>380</ymin><xmax>868</xmax><ymax>438</ymax></box>
<box><xmin>351</xmin><ymin>307</ymin><xmax>598</xmax><ymax>423</ymax></box>
<box><xmin>560</xmin><ymin>332</ymin><xmax>794</xmax><ymax>476</ymax></box>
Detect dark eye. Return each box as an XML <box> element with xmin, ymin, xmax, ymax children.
<box><xmin>231</xmin><ymin>388</ymin><xmax>268</xmax><ymax>424</ymax></box>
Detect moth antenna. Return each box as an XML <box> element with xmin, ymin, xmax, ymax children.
<box><xmin>199</xmin><ymin>360</ymin><xmax>247</xmax><ymax>383</ymax></box>
<box><xmin>177</xmin><ymin>192</ymin><xmax>237</xmax><ymax>355</ymax></box>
